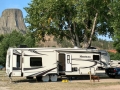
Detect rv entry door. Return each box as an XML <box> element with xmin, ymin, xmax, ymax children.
<box><xmin>65</xmin><ymin>54</ymin><xmax>72</xmax><ymax>72</ymax></box>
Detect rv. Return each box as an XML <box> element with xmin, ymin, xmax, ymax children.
<box><xmin>6</xmin><ymin>47</ymin><xmax>110</xmax><ymax>82</ymax></box>
<box><xmin>110</xmin><ymin>60</ymin><xmax>120</xmax><ymax>67</ymax></box>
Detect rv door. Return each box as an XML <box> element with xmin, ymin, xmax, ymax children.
<box><xmin>65</xmin><ymin>54</ymin><xmax>72</xmax><ymax>72</ymax></box>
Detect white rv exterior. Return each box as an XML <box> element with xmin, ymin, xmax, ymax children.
<box><xmin>110</xmin><ymin>60</ymin><xmax>120</xmax><ymax>67</ymax></box>
<box><xmin>6</xmin><ymin>47</ymin><xmax>110</xmax><ymax>82</ymax></box>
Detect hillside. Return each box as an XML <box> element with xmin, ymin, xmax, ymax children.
<box><xmin>37</xmin><ymin>35</ymin><xmax>114</xmax><ymax>50</ymax></box>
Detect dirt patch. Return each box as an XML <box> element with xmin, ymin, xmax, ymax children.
<box><xmin>0</xmin><ymin>87</ymin><xmax>10</xmax><ymax>90</ymax></box>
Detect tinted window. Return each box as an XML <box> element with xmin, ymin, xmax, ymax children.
<box><xmin>30</xmin><ymin>57</ymin><xmax>42</xmax><ymax>66</ymax></box>
<box><xmin>101</xmin><ymin>53</ymin><xmax>107</xmax><ymax>56</ymax></box>
<box><xmin>17</xmin><ymin>55</ymin><xmax>20</xmax><ymax>68</ymax></box>
<box><xmin>93</xmin><ymin>55</ymin><xmax>99</xmax><ymax>60</ymax></box>
<box><xmin>8</xmin><ymin>55</ymin><xmax>10</xmax><ymax>67</ymax></box>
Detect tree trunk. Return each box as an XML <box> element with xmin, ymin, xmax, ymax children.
<box><xmin>68</xmin><ymin>22</ymin><xmax>80</xmax><ymax>48</ymax></box>
<box><xmin>68</xmin><ymin>25</ymin><xmax>76</xmax><ymax>47</ymax></box>
<box><xmin>87</xmin><ymin>13</ymin><xmax>98</xmax><ymax>47</ymax></box>
<box><xmin>73</xmin><ymin>22</ymin><xmax>80</xmax><ymax>47</ymax></box>
<box><xmin>82</xmin><ymin>34</ymin><xmax>88</xmax><ymax>48</ymax></box>
<box><xmin>82</xmin><ymin>13</ymin><xmax>98</xmax><ymax>48</ymax></box>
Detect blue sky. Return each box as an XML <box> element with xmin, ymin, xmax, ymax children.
<box><xmin>0</xmin><ymin>0</ymin><xmax>112</xmax><ymax>41</ymax></box>
<box><xmin>0</xmin><ymin>0</ymin><xmax>31</xmax><ymax>17</ymax></box>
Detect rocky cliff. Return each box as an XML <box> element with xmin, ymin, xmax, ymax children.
<box><xmin>0</xmin><ymin>9</ymin><xmax>26</xmax><ymax>34</ymax></box>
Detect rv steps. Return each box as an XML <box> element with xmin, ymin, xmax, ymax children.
<box><xmin>60</xmin><ymin>75</ymin><xmax>69</xmax><ymax>82</ymax></box>
<box><xmin>61</xmin><ymin>77</ymin><xmax>69</xmax><ymax>82</ymax></box>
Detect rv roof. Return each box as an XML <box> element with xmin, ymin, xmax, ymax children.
<box><xmin>8</xmin><ymin>47</ymin><xmax>99</xmax><ymax>52</ymax></box>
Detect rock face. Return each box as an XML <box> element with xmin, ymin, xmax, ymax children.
<box><xmin>0</xmin><ymin>9</ymin><xmax>26</xmax><ymax>34</ymax></box>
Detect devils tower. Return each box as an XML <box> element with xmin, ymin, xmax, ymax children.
<box><xmin>0</xmin><ymin>9</ymin><xmax>26</xmax><ymax>34</ymax></box>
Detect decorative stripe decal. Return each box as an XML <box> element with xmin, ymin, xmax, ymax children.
<box><xmin>13</xmin><ymin>50</ymin><xmax>21</xmax><ymax>55</ymax></box>
<box><xmin>78</xmin><ymin>61</ymin><xmax>98</xmax><ymax>68</ymax></box>
<box><xmin>24</xmin><ymin>67</ymin><xmax>44</xmax><ymax>70</ymax></box>
<box><xmin>28</xmin><ymin>49</ymin><xmax>47</xmax><ymax>55</ymax></box>
<box><xmin>13</xmin><ymin>49</ymin><xmax>47</xmax><ymax>56</ymax></box>
<box><xmin>71</xmin><ymin>58</ymin><xmax>99</xmax><ymax>68</ymax></box>
<box><xmin>72</xmin><ymin>58</ymin><xmax>93</xmax><ymax>61</ymax></box>
<box><xmin>100</xmin><ymin>61</ymin><xmax>107</xmax><ymax>66</ymax></box>
<box><xmin>29</xmin><ymin>67</ymin><xmax>57</xmax><ymax>77</ymax></box>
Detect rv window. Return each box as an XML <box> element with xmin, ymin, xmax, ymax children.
<box><xmin>17</xmin><ymin>55</ymin><xmax>20</xmax><ymax>68</ymax></box>
<box><xmin>8</xmin><ymin>55</ymin><xmax>10</xmax><ymax>67</ymax></box>
<box><xmin>101</xmin><ymin>53</ymin><xmax>107</xmax><ymax>56</ymax></box>
<box><xmin>30</xmin><ymin>57</ymin><xmax>42</xmax><ymax>66</ymax></box>
<box><xmin>67</xmin><ymin>55</ymin><xmax>70</xmax><ymax>63</ymax></box>
<box><xmin>93</xmin><ymin>55</ymin><xmax>99</xmax><ymax>60</ymax></box>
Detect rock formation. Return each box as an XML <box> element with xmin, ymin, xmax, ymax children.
<box><xmin>0</xmin><ymin>9</ymin><xmax>26</xmax><ymax>34</ymax></box>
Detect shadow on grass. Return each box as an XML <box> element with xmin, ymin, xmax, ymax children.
<box><xmin>10</xmin><ymin>75</ymin><xmax>120</xmax><ymax>84</ymax></box>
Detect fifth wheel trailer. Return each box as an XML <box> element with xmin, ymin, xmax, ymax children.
<box><xmin>6</xmin><ymin>47</ymin><xmax>110</xmax><ymax>82</ymax></box>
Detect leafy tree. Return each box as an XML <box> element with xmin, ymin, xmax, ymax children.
<box><xmin>24</xmin><ymin>0</ymin><xmax>114</xmax><ymax>48</ymax></box>
<box><xmin>108</xmin><ymin>1</ymin><xmax>120</xmax><ymax>52</ymax></box>
<box><xmin>109</xmin><ymin>52</ymin><xmax>120</xmax><ymax>60</ymax></box>
<box><xmin>23</xmin><ymin>31</ymin><xmax>35</xmax><ymax>47</ymax></box>
<box><xmin>54</xmin><ymin>37</ymin><xmax>73</xmax><ymax>47</ymax></box>
<box><xmin>0</xmin><ymin>30</ymin><xmax>35</xmax><ymax>66</ymax></box>
<box><xmin>0</xmin><ymin>34</ymin><xmax>4</xmax><ymax>42</ymax></box>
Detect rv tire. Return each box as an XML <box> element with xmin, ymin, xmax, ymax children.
<box><xmin>42</xmin><ymin>75</ymin><xmax>49</xmax><ymax>82</ymax></box>
<box><xmin>50</xmin><ymin>74</ymin><xmax>58</xmax><ymax>82</ymax></box>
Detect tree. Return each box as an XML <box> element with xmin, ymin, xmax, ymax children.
<box><xmin>109</xmin><ymin>52</ymin><xmax>120</xmax><ymax>60</ymax></box>
<box><xmin>24</xmin><ymin>0</ymin><xmax>114</xmax><ymax>48</ymax></box>
<box><xmin>107</xmin><ymin>1</ymin><xmax>120</xmax><ymax>52</ymax></box>
<box><xmin>24</xmin><ymin>31</ymin><xmax>36</xmax><ymax>47</ymax></box>
<box><xmin>54</xmin><ymin>37</ymin><xmax>73</xmax><ymax>47</ymax></box>
<box><xmin>0</xmin><ymin>30</ymin><xmax>35</xmax><ymax>66</ymax></box>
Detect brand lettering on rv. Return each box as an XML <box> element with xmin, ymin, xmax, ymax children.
<box><xmin>80</xmin><ymin>55</ymin><xmax>91</xmax><ymax>58</ymax></box>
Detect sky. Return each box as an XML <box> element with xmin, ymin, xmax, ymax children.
<box><xmin>0</xmin><ymin>0</ymin><xmax>31</xmax><ymax>17</ymax></box>
<box><xmin>0</xmin><ymin>0</ymin><xmax>113</xmax><ymax>41</ymax></box>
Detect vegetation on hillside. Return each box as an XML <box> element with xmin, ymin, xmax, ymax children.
<box><xmin>92</xmin><ymin>38</ymin><xmax>114</xmax><ymax>50</ymax></box>
<box><xmin>54</xmin><ymin>37</ymin><xmax>114</xmax><ymax>49</ymax></box>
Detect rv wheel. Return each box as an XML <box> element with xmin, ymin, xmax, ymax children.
<box><xmin>50</xmin><ymin>75</ymin><xmax>58</xmax><ymax>82</ymax></box>
<box><xmin>42</xmin><ymin>75</ymin><xmax>49</xmax><ymax>82</ymax></box>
